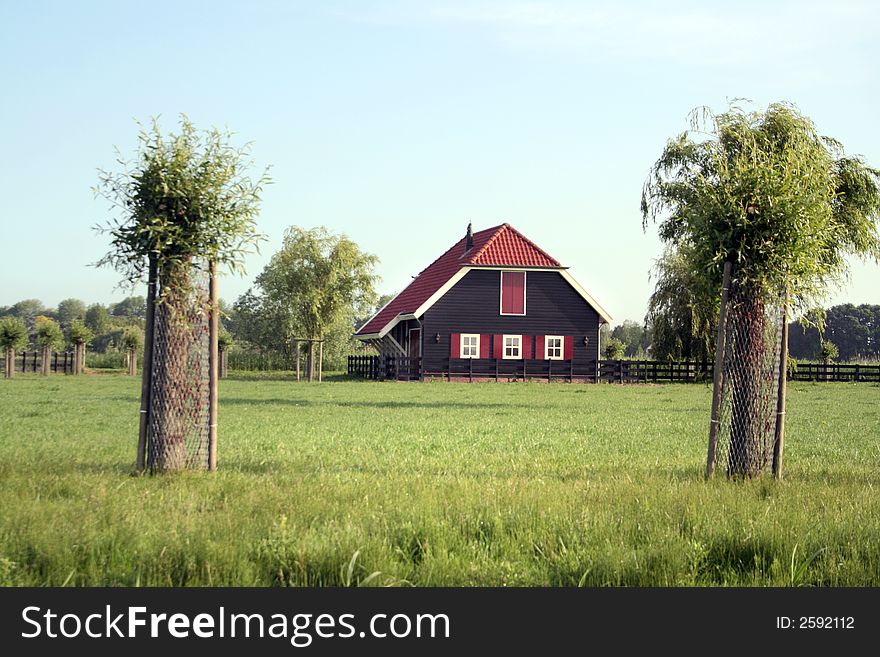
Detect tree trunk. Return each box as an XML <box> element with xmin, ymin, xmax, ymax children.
<box><xmin>318</xmin><ymin>339</ymin><xmax>323</xmax><ymax>382</ymax></box>
<box><xmin>150</xmin><ymin>264</ymin><xmax>194</xmax><ymax>472</ymax></box>
<box><xmin>307</xmin><ymin>340</ymin><xmax>315</xmax><ymax>382</ymax></box>
<box><xmin>219</xmin><ymin>347</ymin><xmax>228</xmax><ymax>379</ymax></box>
<box><xmin>41</xmin><ymin>345</ymin><xmax>50</xmax><ymax>375</ymax></box>
<box><xmin>727</xmin><ymin>289</ymin><xmax>766</xmax><ymax>477</ymax></box>
<box><xmin>128</xmin><ymin>348</ymin><xmax>137</xmax><ymax>376</ymax></box>
<box><xmin>4</xmin><ymin>348</ymin><xmax>12</xmax><ymax>379</ymax></box>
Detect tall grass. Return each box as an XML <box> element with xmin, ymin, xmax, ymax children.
<box><xmin>0</xmin><ymin>376</ymin><xmax>877</xmax><ymax>586</ymax></box>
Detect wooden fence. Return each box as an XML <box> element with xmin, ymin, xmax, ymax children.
<box><xmin>348</xmin><ymin>356</ymin><xmax>880</xmax><ymax>384</ymax></box>
<box><xmin>13</xmin><ymin>351</ymin><xmax>76</xmax><ymax>374</ymax></box>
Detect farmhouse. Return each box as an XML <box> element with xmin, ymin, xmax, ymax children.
<box><xmin>355</xmin><ymin>223</ymin><xmax>612</xmax><ymax>380</ymax></box>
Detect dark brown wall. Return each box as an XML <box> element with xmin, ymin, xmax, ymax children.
<box><xmin>421</xmin><ymin>269</ymin><xmax>602</xmax><ymax>372</ymax></box>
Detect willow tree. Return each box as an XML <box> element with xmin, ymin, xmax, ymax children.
<box><xmin>96</xmin><ymin>116</ymin><xmax>269</xmax><ymax>472</ymax></box>
<box><xmin>68</xmin><ymin>319</ymin><xmax>94</xmax><ymax>374</ymax></box>
<box><xmin>255</xmin><ymin>226</ymin><xmax>378</xmax><ymax>381</ymax></box>
<box><xmin>0</xmin><ymin>316</ymin><xmax>28</xmax><ymax>378</ymax></box>
<box><xmin>35</xmin><ymin>317</ymin><xmax>63</xmax><ymax>376</ymax></box>
<box><xmin>646</xmin><ymin>244</ymin><xmax>717</xmax><ymax>362</ymax></box>
<box><xmin>642</xmin><ymin>102</ymin><xmax>880</xmax><ymax>477</ymax></box>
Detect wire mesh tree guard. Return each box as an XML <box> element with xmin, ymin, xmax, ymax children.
<box><xmin>137</xmin><ymin>256</ymin><xmax>219</xmax><ymax>473</ymax></box>
<box><xmin>707</xmin><ymin>262</ymin><xmax>789</xmax><ymax>479</ymax></box>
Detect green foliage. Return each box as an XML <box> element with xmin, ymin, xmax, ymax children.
<box><xmin>602</xmin><ymin>338</ymin><xmax>625</xmax><ymax>360</ymax></box>
<box><xmin>646</xmin><ymin>245</ymin><xmax>716</xmax><ymax>361</ymax></box>
<box><xmin>110</xmin><ymin>296</ymin><xmax>146</xmax><ymax>320</ymax></box>
<box><xmin>642</xmin><ymin>102</ymin><xmax>880</xmax><ymax>312</ymax></box>
<box><xmin>218</xmin><ymin>328</ymin><xmax>234</xmax><ymax>350</ymax></box>
<box><xmin>95</xmin><ymin>115</ymin><xmax>270</xmax><ymax>286</ymax></box>
<box><xmin>789</xmin><ymin>304</ymin><xmax>880</xmax><ymax>361</ymax></box>
<box><xmin>68</xmin><ymin>319</ymin><xmax>95</xmax><ymax>346</ymax></box>
<box><xmin>120</xmin><ymin>326</ymin><xmax>143</xmax><ymax>352</ymax></box>
<box><xmin>0</xmin><ymin>378</ymin><xmax>878</xmax><ymax>586</ymax></box>
<box><xmin>84</xmin><ymin>303</ymin><xmax>111</xmax><ymax>335</ymax></box>
<box><xmin>610</xmin><ymin>320</ymin><xmax>651</xmax><ymax>358</ymax></box>
<box><xmin>56</xmin><ymin>298</ymin><xmax>86</xmax><ymax>327</ymax></box>
<box><xmin>256</xmin><ymin>226</ymin><xmax>379</xmax><ymax>341</ymax></box>
<box><xmin>820</xmin><ymin>340</ymin><xmax>839</xmax><ymax>364</ymax></box>
<box><xmin>34</xmin><ymin>316</ymin><xmax>63</xmax><ymax>351</ymax></box>
<box><xmin>8</xmin><ymin>299</ymin><xmax>46</xmax><ymax>331</ymax></box>
<box><xmin>0</xmin><ymin>316</ymin><xmax>28</xmax><ymax>351</ymax></box>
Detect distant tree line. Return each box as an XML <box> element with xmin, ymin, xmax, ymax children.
<box><xmin>0</xmin><ymin>296</ymin><xmax>146</xmax><ymax>356</ymax></box>
<box><xmin>599</xmin><ymin>302</ymin><xmax>879</xmax><ymax>364</ymax></box>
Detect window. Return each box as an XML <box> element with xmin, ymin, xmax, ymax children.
<box><xmin>500</xmin><ymin>271</ymin><xmax>526</xmax><ymax>315</ymax></box>
<box><xmin>460</xmin><ymin>334</ymin><xmax>480</xmax><ymax>358</ymax></box>
<box><xmin>503</xmin><ymin>334</ymin><xmax>521</xmax><ymax>359</ymax></box>
<box><xmin>545</xmin><ymin>336</ymin><xmax>563</xmax><ymax>360</ymax></box>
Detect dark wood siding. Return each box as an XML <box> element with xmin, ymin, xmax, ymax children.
<box><xmin>421</xmin><ymin>269</ymin><xmax>601</xmax><ymax>373</ymax></box>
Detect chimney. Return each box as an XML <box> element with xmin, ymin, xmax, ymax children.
<box><xmin>465</xmin><ymin>221</ymin><xmax>473</xmax><ymax>253</ymax></box>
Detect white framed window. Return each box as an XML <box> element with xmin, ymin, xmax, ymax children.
<box><xmin>503</xmin><ymin>334</ymin><xmax>522</xmax><ymax>359</ymax></box>
<box><xmin>545</xmin><ymin>335</ymin><xmax>563</xmax><ymax>360</ymax></box>
<box><xmin>460</xmin><ymin>334</ymin><xmax>480</xmax><ymax>358</ymax></box>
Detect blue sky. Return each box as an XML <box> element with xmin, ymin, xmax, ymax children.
<box><xmin>1</xmin><ymin>0</ymin><xmax>879</xmax><ymax>323</ymax></box>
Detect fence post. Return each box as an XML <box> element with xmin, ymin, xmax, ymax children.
<box><xmin>706</xmin><ymin>261</ymin><xmax>732</xmax><ymax>479</ymax></box>
<box><xmin>772</xmin><ymin>294</ymin><xmax>789</xmax><ymax>480</ymax></box>
<box><xmin>207</xmin><ymin>260</ymin><xmax>219</xmax><ymax>472</ymax></box>
<box><xmin>137</xmin><ymin>253</ymin><xmax>158</xmax><ymax>473</ymax></box>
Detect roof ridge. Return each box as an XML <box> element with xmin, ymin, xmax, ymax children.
<box><xmin>466</xmin><ymin>223</ymin><xmax>509</xmax><ymax>264</ymax></box>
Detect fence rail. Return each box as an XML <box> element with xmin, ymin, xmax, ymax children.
<box><xmin>12</xmin><ymin>351</ymin><xmax>76</xmax><ymax>374</ymax></box>
<box><xmin>348</xmin><ymin>356</ymin><xmax>880</xmax><ymax>383</ymax></box>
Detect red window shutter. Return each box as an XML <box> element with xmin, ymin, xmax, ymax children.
<box><xmin>523</xmin><ymin>336</ymin><xmax>533</xmax><ymax>360</ymax></box>
<box><xmin>501</xmin><ymin>272</ymin><xmax>525</xmax><ymax>314</ymax></box>
<box><xmin>493</xmin><ymin>334</ymin><xmax>503</xmax><ymax>359</ymax></box>
<box><xmin>536</xmin><ymin>335</ymin><xmax>545</xmax><ymax>360</ymax></box>
<box><xmin>451</xmin><ymin>333</ymin><xmax>460</xmax><ymax>358</ymax></box>
<box><xmin>480</xmin><ymin>334</ymin><xmax>490</xmax><ymax>359</ymax></box>
<box><xmin>564</xmin><ymin>335</ymin><xmax>574</xmax><ymax>360</ymax></box>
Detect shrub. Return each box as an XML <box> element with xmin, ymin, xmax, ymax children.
<box><xmin>603</xmin><ymin>338</ymin><xmax>626</xmax><ymax>360</ymax></box>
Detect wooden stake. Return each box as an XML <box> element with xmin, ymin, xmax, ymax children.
<box><xmin>772</xmin><ymin>294</ymin><xmax>789</xmax><ymax>479</ymax></box>
<box><xmin>137</xmin><ymin>254</ymin><xmax>158</xmax><ymax>473</ymax></box>
<box><xmin>706</xmin><ymin>261</ymin><xmax>733</xmax><ymax>480</ymax></box>
<box><xmin>208</xmin><ymin>260</ymin><xmax>219</xmax><ymax>472</ymax></box>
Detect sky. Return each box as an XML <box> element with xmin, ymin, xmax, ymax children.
<box><xmin>1</xmin><ymin>0</ymin><xmax>879</xmax><ymax>324</ymax></box>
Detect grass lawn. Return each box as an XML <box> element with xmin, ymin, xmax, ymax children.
<box><xmin>0</xmin><ymin>374</ymin><xmax>878</xmax><ymax>586</ymax></box>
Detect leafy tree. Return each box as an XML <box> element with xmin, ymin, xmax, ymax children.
<box><xmin>35</xmin><ymin>316</ymin><xmax>63</xmax><ymax>375</ymax></box>
<box><xmin>57</xmin><ymin>298</ymin><xmax>87</xmax><ymax>327</ymax></box>
<box><xmin>820</xmin><ymin>340</ymin><xmax>839</xmax><ymax>364</ymax></box>
<box><xmin>84</xmin><ymin>303</ymin><xmax>111</xmax><ymax>335</ymax></box>
<box><xmin>68</xmin><ymin>319</ymin><xmax>95</xmax><ymax>347</ymax></box>
<box><xmin>0</xmin><ymin>316</ymin><xmax>28</xmax><ymax>378</ymax></box>
<box><xmin>254</xmin><ymin>226</ymin><xmax>378</xmax><ymax>380</ymax></box>
<box><xmin>611</xmin><ymin>320</ymin><xmax>650</xmax><ymax>359</ymax></box>
<box><xmin>110</xmin><ymin>296</ymin><xmax>146</xmax><ymax>320</ymax></box>
<box><xmin>121</xmin><ymin>327</ymin><xmax>143</xmax><ymax>376</ymax></box>
<box><xmin>789</xmin><ymin>304</ymin><xmax>880</xmax><ymax>361</ymax></box>
<box><xmin>646</xmin><ymin>245</ymin><xmax>716</xmax><ymax>362</ymax></box>
<box><xmin>9</xmin><ymin>299</ymin><xmax>46</xmax><ymax>331</ymax></box>
<box><xmin>602</xmin><ymin>338</ymin><xmax>626</xmax><ymax>360</ymax></box>
<box><xmin>96</xmin><ymin>115</ymin><xmax>270</xmax><ymax>472</ymax></box>
<box><xmin>643</xmin><ymin>102</ymin><xmax>880</xmax><ymax>476</ymax></box>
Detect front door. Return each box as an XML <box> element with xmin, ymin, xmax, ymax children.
<box><xmin>408</xmin><ymin>328</ymin><xmax>421</xmax><ymax>379</ymax></box>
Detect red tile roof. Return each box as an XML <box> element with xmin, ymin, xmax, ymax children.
<box><xmin>356</xmin><ymin>223</ymin><xmax>563</xmax><ymax>336</ymax></box>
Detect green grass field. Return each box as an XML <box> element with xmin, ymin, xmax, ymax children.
<box><xmin>0</xmin><ymin>375</ymin><xmax>877</xmax><ymax>586</ymax></box>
